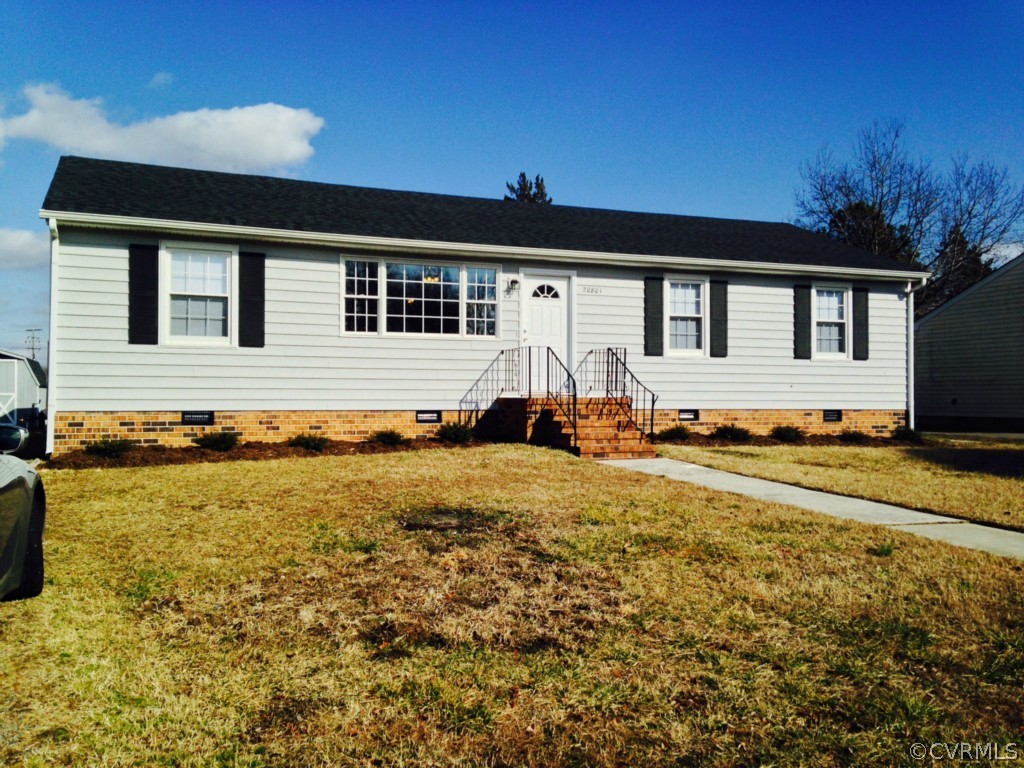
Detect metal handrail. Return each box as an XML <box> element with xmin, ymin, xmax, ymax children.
<box><xmin>607</xmin><ymin>348</ymin><xmax>657</xmax><ymax>437</ymax></box>
<box><xmin>542</xmin><ymin>347</ymin><xmax>578</xmax><ymax>447</ymax></box>
<box><xmin>575</xmin><ymin>347</ymin><xmax>657</xmax><ymax>437</ymax></box>
<box><xmin>459</xmin><ymin>346</ymin><xmax>578</xmax><ymax>446</ymax></box>
<box><xmin>458</xmin><ymin>348</ymin><xmax>516</xmax><ymax>427</ymax></box>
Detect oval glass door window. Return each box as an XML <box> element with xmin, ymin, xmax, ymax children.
<box><xmin>532</xmin><ymin>284</ymin><xmax>560</xmax><ymax>299</ymax></box>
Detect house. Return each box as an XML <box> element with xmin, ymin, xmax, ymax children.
<box><xmin>915</xmin><ymin>254</ymin><xmax>1024</xmax><ymax>431</ymax></box>
<box><xmin>40</xmin><ymin>156</ymin><xmax>928</xmax><ymax>457</ymax></box>
<box><xmin>0</xmin><ymin>349</ymin><xmax>47</xmax><ymax>430</ymax></box>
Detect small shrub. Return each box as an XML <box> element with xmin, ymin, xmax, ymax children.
<box><xmin>83</xmin><ymin>438</ymin><xmax>135</xmax><ymax>458</ymax></box>
<box><xmin>838</xmin><ymin>429</ymin><xmax>871</xmax><ymax>445</ymax></box>
<box><xmin>891</xmin><ymin>425</ymin><xmax>923</xmax><ymax>443</ymax></box>
<box><xmin>436</xmin><ymin>421</ymin><xmax>474</xmax><ymax>445</ymax></box>
<box><xmin>656</xmin><ymin>425</ymin><xmax>691</xmax><ymax>442</ymax></box>
<box><xmin>289</xmin><ymin>432</ymin><xmax>329</xmax><ymax>452</ymax></box>
<box><xmin>711</xmin><ymin>424</ymin><xmax>752</xmax><ymax>442</ymax></box>
<box><xmin>368</xmin><ymin>429</ymin><xmax>407</xmax><ymax>446</ymax></box>
<box><xmin>193</xmin><ymin>431</ymin><xmax>240</xmax><ymax>452</ymax></box>
<box><xmin>770</xmin><ymin>425</ymin><xmax>806</xmax><ymax>443</ymax></box>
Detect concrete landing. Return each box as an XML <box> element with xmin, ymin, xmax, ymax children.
<box><xmin>602</xmin><ymin>457</ymin><xmax>1024</xmax><ymax>561</ymax></box>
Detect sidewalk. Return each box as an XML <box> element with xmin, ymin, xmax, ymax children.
<box><xmin>601</xmin><ymin>458</ymin><xmax>1024</xmax><ymax>561</ymax></box>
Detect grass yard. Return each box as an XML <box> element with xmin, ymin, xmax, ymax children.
<box><xmin>3</xmin><ymin>445</ymin><xmax>1023</xmax><ymax>766</ymax></box>
<box><xmin>659</xmin><ymin>437</ymin><xmax>1024</xmax><ymax>531</ymax></box>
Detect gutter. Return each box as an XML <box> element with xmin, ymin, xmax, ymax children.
<box><xmin>39</xmin><ymin>209</ymin><xmax>931</xmax><ymax>283</ymax></box>
<box><xmin>45</xmin><ymin>218</ymin><xmax>59</xmax><ymax>456</ymax></box>
<box><xmin>904</xmin><ymin>278</ymin><xmax>929</xmax><ymax>431</ymax></box>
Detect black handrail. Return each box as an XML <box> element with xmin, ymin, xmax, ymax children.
<box><xmin>458</xmin><ymin>348</ymin><xmax>516</xmax><ymax>427</ymax></box>
<box><xmin>543</xmin><ymin>347</ymin><xmax>578</xmax><ymax>447</ymax></box>
<box><xmin>607</xmin><ymin>348</ymin><xmax>657</xmax><ymax>437</ymax></box>
<box><xmin>575</xmin><ymin>347</ymin><xmax>657</xmax><ymax>437</ymax></box>
<box><xmin>459</xmin><ymin>346</ymin><xmax>578</xmax><ymax>446</ymax></box>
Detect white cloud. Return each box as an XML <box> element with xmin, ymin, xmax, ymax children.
<box><xmin>0</xmin><ymin>83</ymin><xmax>325</xmax><ymax>173</ymax></box>
<box><xmin>147</xmin><ymin>72</ymin><xmax>175</xmax><ymax>89</ymax></box>
<box><xmin>0</xmin><ymin>228</ymin><xmax>49</xmax><ymax>269</ymax></box>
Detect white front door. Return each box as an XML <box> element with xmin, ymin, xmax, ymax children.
<box><xmin>522</xmin><ymin>273</ymin><xmax>572</xmax><ymax>392</ymax></box>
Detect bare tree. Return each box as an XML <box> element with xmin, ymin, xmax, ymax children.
<box><xmin>939</xmin><ymin>156</ymin><xmax>1024</xmax><ymax>262</ymax></box>
<box><xmin>796</xmin><ymin>121</ymin><xmax>942</xmax><ymax>266</ymax></box>
<box><xmin>796</xmin><ymin>121</ymin><xmax>1024</xmax><ymax>314</ymax></box>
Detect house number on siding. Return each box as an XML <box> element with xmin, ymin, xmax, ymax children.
<box><xmin>581</xmin><ymin>286</ymin><xmax>602</xmax><ymax>295</ymax></box>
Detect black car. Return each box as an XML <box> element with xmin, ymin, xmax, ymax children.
<box><xmin>0</xmin><ymin>425</ymin><xmax>45</xmax><ymax>601</ymax></box>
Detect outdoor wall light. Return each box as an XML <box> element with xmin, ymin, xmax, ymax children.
<box><xmin>508</xmin><ymin>279</ymin><xmax>520</xmax><ymax>291</ymax></box>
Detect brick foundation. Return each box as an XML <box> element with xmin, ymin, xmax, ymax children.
<box><xmin>652</xmin><ymin>408</ymin><xmax>907</xmax><ymax>436</ymax></box>
<box><xmin>51</xmin><ymin>410</ymin><xmax>452</xmax><ymax>456</ymax></box>
<box><xmin>51</xmin><ymin>406</ymin><xmax>908</xmax><ymax>456</ymax></box>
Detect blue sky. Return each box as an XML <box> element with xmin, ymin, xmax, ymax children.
<box><xmin>2</xmin><ymin>0</ymin><xmax>1022</xmax><ymax>360</ymax></box>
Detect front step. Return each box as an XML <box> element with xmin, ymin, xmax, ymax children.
<box><xmin>528</xmin><ymin>396</ymin><xmax>656</xmax><ymax>460</ymax></box>
<box><xmin>574</xmin><ymin>437</ymin><xmax>657</xmax><ymax>460</ymax></box>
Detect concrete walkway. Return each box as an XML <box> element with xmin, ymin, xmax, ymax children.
<box><xmin>601</xmin><ymin>458</ymin><xmax>1024</xmax><ymax>561</ymax></box>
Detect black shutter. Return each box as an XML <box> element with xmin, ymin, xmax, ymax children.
<box><xmin>794</xmin><ymin>284</ymin><xmax>812</xmax><ymax>359</ymax></box>
<box><xmin>852</xmin><ymin>287</ymin><xmax>869</xmax><ymax>360</ymax></box>
<box><xmin>128</xmin><ymin>244</ymin><xmax>159</xmax><ymax>345</ymax></box>
<box><xmin>644</xmin><ymin>276</ymin><xmax>663</xmax><ymax>356</ymax></box>
<box><xmin>239</xmin><ymin>252</ymin><xmax>266</xmax><ymax>348</ymax></box>
<box><xmin>709</xmin><ymin>280</ymin><xmax>728</xmax><ymax>357</ymax></box>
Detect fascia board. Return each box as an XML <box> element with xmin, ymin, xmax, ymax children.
<box><xmin>40</xmin><ymin>209</ymin><xmax>932</xmax><ymax>283</ymax></box>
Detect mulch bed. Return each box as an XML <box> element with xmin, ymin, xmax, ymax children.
<box><xmin>666</xmin><ymin>433</ymin><xmax>898</xmax><ymax>448</ymax></box>
<box><xmin>43</xmin><ymin>438</ymin><xmax>486</xmax><ymax>471</ymax></box>
<box><xmin>43</xmin><ymin>432</ymin><xmax>913</xmax><ymax>471</ymax></box>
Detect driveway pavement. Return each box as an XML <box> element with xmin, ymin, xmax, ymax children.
<box><xmin>601</xmin><ymin>458</ymin><xmax>1024</xmax><ymax>561</ymax></box>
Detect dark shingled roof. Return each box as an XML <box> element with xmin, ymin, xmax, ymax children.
<box><xmin>43</xmin><ymin>156</ymin><xmax>925</xmax><ymax>274</ymax></box>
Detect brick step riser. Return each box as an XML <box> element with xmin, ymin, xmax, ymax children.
<box><xmin>579</xmin><ymin>451</ymin><xmax>658</xmax><ymax>460</ymax></box>
<box><xmin>555</xmin><ymin>438</ymin><xmax>652</xmax><ymax>448</ymax></box>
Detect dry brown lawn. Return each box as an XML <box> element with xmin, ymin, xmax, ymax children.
<box><xmin>659</xmin><ymin>437</ymin><xmax>1024</xmax><ymax>530</ymax></box>
<box><xmin>2</xmin><ymin>445</ymin><xmax>1023</xmax><ymax>766</ymax></box>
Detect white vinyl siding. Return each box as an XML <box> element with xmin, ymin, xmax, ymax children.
<box><xmin>575</xmin><ymin>269</ymin><xmax>907</xmax><ymax>410</ymax></box>
<box><xmin>52</xmin><ymin>229</ymin><xmax>910</xmax><ymax>413</ymax></box>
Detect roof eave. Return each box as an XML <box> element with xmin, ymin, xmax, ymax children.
<box><xmin>40</xmin><ymin>209</ymin><xmax>931</xmax><ymax>282</ymax></box>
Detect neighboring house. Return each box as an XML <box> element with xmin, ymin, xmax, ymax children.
<box><xmin>40</xmin><ymin>156</ymin><xmax>928</xmax><ymax>457</ymax></box>
<box><xmin>915</xmin><ymin>254</ymin><xmax>1024</xmax><ymax>431</ymax></box>
<box><xmin>0</xmin><ymin>349</ymin><xmax>47</xmax><ymax>430</ymax></box>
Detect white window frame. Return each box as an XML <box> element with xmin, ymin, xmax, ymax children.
<box><xmin>340</xmin><ymin>256</ymin><xmax>501</xmax><ymax>340</ymax></box>
<box><xmin>342</xmin><ymin>258</ymin><xmax>381</xmax><ymax>334</ymax></box>
<box><xmin>812</xmin><ymin>283</ymin><xmax>852</xmax><ymax>360</ymax></box>
<box><xmin>664</xmin><ymin>275</ymin><xmax>708</xmax><ymax>357</ymax></box>
<box><xmin>159</xmin><ymin>241</ymin><xmax>240</xmax><ymax>347</ymax></box>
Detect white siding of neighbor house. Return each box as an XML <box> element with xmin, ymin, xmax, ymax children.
<box><xmin>54</xmin><ymin>229</ymin><xmax>910</xmax><ymax>412</ymax></box>
<box><xmin>0</xmin><ymin>357</ymin><xmax>46</xmax><ymax>417</ymax></box>
<box><xmin>16</xmin><ymin>361</ymin><xmax>45</xmax><ymax>411</ymax></box>
<box><xmin>915</xmin><ymin>256</ymin><xmax>1024</xmax><ymax>419</ymax></box>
